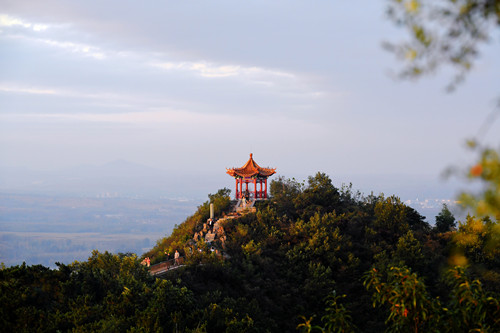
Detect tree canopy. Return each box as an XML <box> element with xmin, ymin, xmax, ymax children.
<box><xmin>435</xmin><ymin>203</ymin><xmax>457</xmax><ymax>232</ymax></box>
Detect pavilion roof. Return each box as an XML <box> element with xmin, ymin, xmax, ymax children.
<box><xmin>226</xmin><ymin>153</ymin><xmax>276</xmax><ymax>178</ymax></box>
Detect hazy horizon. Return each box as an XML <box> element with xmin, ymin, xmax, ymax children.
<box><xmin>0</xmin><ymin>157</ymin><xmax>472</xmax><ymax>201</ymax></box>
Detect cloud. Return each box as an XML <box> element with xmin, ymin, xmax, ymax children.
<box><xmin>0</xmin><ymin>83</ymin><xmax>144</xmax><ymax>104</ymax></box>
<box><xmin>0</xmin><ymin>12</ymin><xmax>340</xmax><ymax>128</ymax></box>
<box><xmin>1</xmin><ymin>12</ymin><xmax>328</xmax><ymax>103</ymax></box>
<box><xmin>0</xmin><ymin>85</ymin><xmax>57</xmax><ymax>95</ymax></box>
<box><xmin>0</xmin><ymin>13</ymin><xmax>104</xmax><ymax>59</ymax></box>
<box><xmin>0</xmin><ymin>14</ymin><xmax>48</xmax><ymax>31</ymax></box>
<box><xmin>2</xmin><ymin>34</ymin><xmax>106</xmax><ymax>60</ymax></box>
<box><xmin>150</xmin><ymin>60</ymin><xmax>330</xmax><ymax>100</ymax></box>
<box><xmin>151</xmin><ymin>60</ymin><xmax>294</xmax><ymax>80</ymax></box>
<box><xmin>0</xmin><ymin>110</ymin><xmax>170</xmax><ymax>124</ymax></box>
<box><xmin>0</xmin><ymin>108</ymin><xmax>249</xmax><ymax>126</ymax></box>
<box><xmin>37</xmin><ymin>38</ymin><xmax>105</xmax><ymax>59</ymax></box>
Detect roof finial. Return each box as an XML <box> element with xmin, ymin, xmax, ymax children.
<box><xmin>250</xmin><ymin>153</ymin><xmax>253</xmax><ymax>159</ymax></box>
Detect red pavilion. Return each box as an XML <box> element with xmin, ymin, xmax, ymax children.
<box><xmin>226</xmin><ymin>153</ymin><xmax>276</xmax><ymax>200</ymax></box>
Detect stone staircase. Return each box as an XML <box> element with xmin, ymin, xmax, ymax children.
<box><xmin>234</xmin><ymin>198</ymin><xmax>256</xmax><ymax>213</ymax></box>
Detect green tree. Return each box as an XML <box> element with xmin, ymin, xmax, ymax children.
<box><xmin>451</xmin><ymin>214</ymin><xmax>500</xmax><ymax>292</ymax></box>
<box><xmin>364</xmin><ymin>266</ymin><xmax>438</xmax><ymax>332</ymax></box>
<box><xmin>435</xmin><ymin>204</ymin><xmax>456</xmax><ymax>233</ymax></box>
<box><xmin>321</xmin><ymin>291</ymin><xmax>357</xmax><ymax>333</ymax></box>
<box><xmin>270</xmin><ymin>176</ymin><xmax>303</xmax><ymax>217</ymax></box>
<box><xmin>443</xmin><ymin>266</ymin><xmax>500</xmax><ymax>332</ymax></box>
<box><xmin>297</xmin><ymin>291</ymin><xmax>356</xmax><ymax>333</ymax></box>
<box><xmin>372</xmin><ymin>196</ymin><xmax>410</xmax><ymax>245</ymax></box>
<box><xmin>393</xmin><ymin>231</ymin><xmax>425</xmax><ymax>270</ymax></box>
<box><xmin>294</xmin><ymin>172</ymin><xmax>341</xmax><ymax>220</ymax></box>
<box><xmin>364</xmin><ymin>265</ymin><xmax>500</xmax><ymax>332</ymax></box>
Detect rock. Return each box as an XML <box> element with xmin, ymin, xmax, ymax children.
<box><xmin>205</xmin><ymin>232</ymin><xmax>216</xmax><ymax>243</ymax></box>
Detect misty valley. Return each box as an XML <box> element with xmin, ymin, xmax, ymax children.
<box><xmin>0</xmin><ymin>193</ymin><xmax>196</xmax><ymax>267</ymax></box>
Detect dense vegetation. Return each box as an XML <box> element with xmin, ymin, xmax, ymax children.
<box><xmin>1</xmin><ymin>172</ymin><xmax>499</xmax><ymax>332</ymax></box>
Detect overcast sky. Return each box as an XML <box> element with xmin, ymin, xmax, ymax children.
<box><xmin>1</xmin><ymin>0</ymin><xmax>499</xmax><ymax>198</ymax></box>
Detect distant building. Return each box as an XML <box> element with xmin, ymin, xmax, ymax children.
<box><xmin>226</xmin><ymin>153</ymin><xmax>276</xmax><ymax>200</ymax></box>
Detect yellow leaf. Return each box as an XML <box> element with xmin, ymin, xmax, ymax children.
<box><xmin>448</xmin><ymin>254</ymin><xmax>468</xmax><ymax>267</ymax></box>
<box><xmin>405</xmin><ymin>48</ymin><xmax>417</xmax><ymax>61</ymax></box>
<box><xmin>405</xmin><ymin>0</ymin><xmax>420</xmax><ymax>13</ymax></box>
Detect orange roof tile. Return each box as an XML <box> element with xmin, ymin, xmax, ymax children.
<box><xmin>226</xmin><ymin>153</ymin><xmax>276</xmax><ymax>178</ymax></box>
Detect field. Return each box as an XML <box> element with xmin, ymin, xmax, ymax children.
<box><xmin>0</xmin><ymin>193</ymin><xmax>196</xmax><ymax>267</ymax></box>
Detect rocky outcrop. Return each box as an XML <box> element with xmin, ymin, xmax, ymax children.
<box><xmin>190</xmin><ymin>200</ymin><xmax>254</xmax><ymax>252</ymax></box>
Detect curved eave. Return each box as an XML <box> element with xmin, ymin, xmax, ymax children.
<box><xmin>226</xmin><ymin>154</ymin><xmax>276</xmax><ymax>178</ymax></box>
<box><xmin>226</xmin><ymin>168</ymin><xmax>276</xmax><ymax>178</ymax></box>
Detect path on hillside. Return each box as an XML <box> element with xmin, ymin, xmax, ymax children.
<box><xmin>149</xmin><ymin>198</ymin><xmax>258</xmax><ymax>276</ymax></box>
<box><xmin>149</xmin><ymin>257</ymin><xmax>185</xmax><ymax>277</ymax></box>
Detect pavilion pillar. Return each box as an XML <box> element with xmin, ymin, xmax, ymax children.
<box><xmin>239</xmin><ymin>179</ymin><xmax>243</xmax><ymax>199</ymax></box>
<box><xmin>264</xmin><ymin>179</ymin><xmax>267</xmax><ymax>198</ymax></box>
<box><xmin>253</xmin><ymin>178</ymin><xmax>257</xmax><ymax>198</ymax></box>
<box><xmin>235</xmin><ymin>179</ymin><xmax>239</xmax><ymax>199</ymax></box>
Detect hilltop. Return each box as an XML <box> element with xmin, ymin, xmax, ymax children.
<box><xmin>1</xmin><ymin>172</ymin><xmax>498</xmax><ymax>332</ymax></box>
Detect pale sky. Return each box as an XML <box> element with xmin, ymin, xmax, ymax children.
<box><xmin>1</xmin><ymin>0</ymin><xmax>499</xmax><ymax>198</ymax></box>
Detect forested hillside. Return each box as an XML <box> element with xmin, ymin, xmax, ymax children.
<box><xmin>1</xmin><ymin>172</ymin><xmax>499</xmax><ymax>332</ymax></box>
